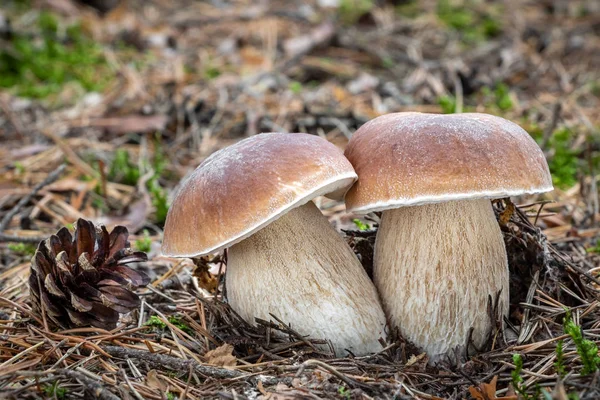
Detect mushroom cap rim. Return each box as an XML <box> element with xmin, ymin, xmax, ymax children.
<box><xmin>160</xmin><ymin>171</ymin><xmax>357</xmax><ymax>258</ymax></box>
<box><xmin>348</xmin><ymin>185</ymin><xmax>554</xmax><ymax>214</ymax></box>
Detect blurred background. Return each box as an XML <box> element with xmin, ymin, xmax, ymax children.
<box><xmin>0</xmin><ymin>0</ymin><xmax>599</xmax><ymax>260</ymax></box>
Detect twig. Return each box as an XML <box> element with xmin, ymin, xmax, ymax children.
<box><xmin>0</xmin><ymin>233</ymin><xmax>48</xmax><ymax>243</ymax></box>
<box><xmin>103</xmin><ymin>346</ymin><xmax>244</xmax><ymax>380</ymax></box>
<box><xmin>299</xmin><ymin>359</ymin><xmax>367</xmax><ymax>390</ymax></box>
<box><xmin>2</xmin><ymin>369</ymin><xmax>120</xmax><ymax>400</ymax></box>
<box><xmin>0</xmin><ymin>164</ymin><xmax>67</xmax><ymax>233</ymax></box>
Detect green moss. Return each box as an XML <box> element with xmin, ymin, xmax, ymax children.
<box><xmin>14</xmin><ymin>162</ymin><xmax>25</xmax><ymax>174</ymax></box>
<box><xmin>493</xmin><ymin>83</ymin><xmax>513</xmax><ymax>111</ymax></box>
<box><xmin>148</xmin><ymin>179</ymin><xmax>168</xmax><ymax>224</ymax></box>
<box><xmin>168</xmin><ymin>316</ymin><xmax>193</xmax><ymax>334</ymax></box>
<box><xmin>395</xmin><ymin>1</ymin><xmax>420</xmax><ymax>18</ymax></box>
<box><xmin>338</xmin><ymin>0</ymin><xmax>374</xmax><ymax>25</ymax></box>
<box><xmin>563</xmin><ymin>311</ymin><xmax>600</xmax><ymax>375</ymax></box>
<box><xmin>587</xmin><ymin>240</ymin><xmax>600</xmax><ymax>254</ymax></box>
<box><xmin>478</xmin><ymin>83</ymin><xmax>513</xmax><ymax>112</ymax></box>
<box><xmin>42</xmin><ymin>382</ymin><xmax>67</xmax><ymax>399</ymax></box>
<box><xmin>437</xmin><ymin>0</ymin><xmax>502</xmax><ymax>44</ymax></box>
<box><xmin>145</xmin><ymin>315</ymin><xmax>167</xmax><ymax>329</ymax></box>
<box><xmin>108</xmin><ymin>149</ymin><xmax>141</xmax><ymax>186</ymax></box>
<box><xmin>591</xmin><ymin>81</ymin><xmax>600</xmax><ymax>98</ymax></box>
<box><xmin>144</xmin><ymin>315</ymin><xmax>192</xmax><ymax>335</ymax></box>
<box><xmin>547</xmin><ymin>128</ymin><xmax>579</xmax><ymax>188</ymax></box>
<box><xmin>204</xmin><ymin>65</ymin><xmax>221</xmax><ymax>80</ymax></box>
<box><xmin>289</xmin><ymin>81</ymin><xmax>303</xmax><ymax>94</ymax></box>
<box><xmin>107</xmin><ymin>142</ymin><xmax>170</xmax><ymax>225</ymax></box>
<box><xmin>554</xmin><ymin>340</ymin><xmax>566</xmax><ymax>377</ymax></box>
<box><xmin>528</xmin><ymin>126</ymin><xmax>579</xmax><ymax>189</ymax></box>
<box><xmin>8</xmin><ymin>243</ymin><xmax>36</xmax><ymax>256</ymax></box>
<box><xmin>338</xmin><ymin>385</ymin><xmax>351</xmax><ymax>399</ymax></box>
<box><xmin>0</xmin><ymin>11</ymin><xmax>112</xmax><ymax>100</ymax></box>
<box><xmin>135</xmin><ymin>230</ymin><xmax>152</xmax><ymax>253</ymax></box>
<box><xmin>438</xmin><ymin>94</ymin><xmax>457</xmax><ymax>114</ymax></box>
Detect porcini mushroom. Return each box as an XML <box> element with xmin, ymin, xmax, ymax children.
<box><xmin>162</xmin><ymin>133</ymin><xmax>387</xmax><ymax>356</ymax></box>
<box><xmin>344</xmin><ymin>113</ymin><xmax>553</xmax><ymax>362</ymax></box>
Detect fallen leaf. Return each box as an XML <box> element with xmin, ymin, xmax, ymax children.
<box><xmin>204</xmin><ymin>343</ymin><xmax>237</xmax><ymax>367</ymax></box>
<box><xmin>405</xmin><ymin>352</ymin><xmax>426</xmax><ymax>367</ymax></box>
<box><xmin>146</xmin><ymin>370</ymin><xmax>167</xmax><ymax>392</ymax></box>
<box><xmin>83</xmin><ymin>114</ymin><xmax>169</xmax><ymax>134</ymax></box>
<box><xmin>468</xmin><ymin>376</ymin><xmax>517</xmax><ymax>400</ymax></box>
<box><xmin>193</xmin><ymin>257</ymin><xmax>219</xmax><ymax>293</ymax></box>
<box><xmin>499</xmin><ymin>199</ymin><xmax>515</xmax><ymax>225</ymax></box>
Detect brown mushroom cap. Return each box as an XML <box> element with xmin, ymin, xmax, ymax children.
<box><xmin>344</xmin><ymin>112</ymin><xmax>553</xmax><ymax>213</ymax></box>
<box><xmin>162</xmin><ymin>133</ymin><xmax>357</xmax><ymax>257</ymax></box>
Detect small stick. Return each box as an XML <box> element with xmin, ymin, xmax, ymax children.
<box><xmin>3</xmin><ymin>369</ymin><xmax>120</xmax><ymax>400</ymax></box>
<box><xmin>0</xmin><ymin>164</ymin><xmax>67</xmax><ymax>243</ymax></box>
<box><xmin>103</xmin><ymin>345</ymin><xmax>244</xmax><ymax>380</ymax></box>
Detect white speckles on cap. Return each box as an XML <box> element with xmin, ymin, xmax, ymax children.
<box><xmin>162</xmin><ymin>133</ymin><xmax>357</xmax><ymax>257</ymax></box>
<box><xmin>344</xmin><ymin>112</ymin><xmax>553</xmax><ymax>213</ymax></box>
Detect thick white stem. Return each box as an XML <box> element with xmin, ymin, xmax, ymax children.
<box><xmin>227</xmin><ymin>202</ymin><xmax>387</xmax><ymax>356</ymax></box>
<box><xmin>374</xmin><ymin>199</ymin><xmax>509</xmax><ymax>363</ymax></box>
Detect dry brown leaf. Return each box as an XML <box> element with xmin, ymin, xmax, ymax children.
<box><xmin>468</xmin><ymin>376</ymin><xmax>517</xmax><ymax>400</ymax></box>
<box><xmin>405</xmin><ymin>352</ymin><xmax>426</xmax><ymax>367</ymax></box>
<box><xmin>146</xmin><ymin>370</ymin><xmax>168</xmax><ymax>392</ymax></box>
<box><xmin>204</xmin><ymin>343</ymin><xmax>237</xmax><ymax>367</ymax></box>
<box><xmin>257</xmin><ymin>380</ymin><xmax>267</xmax><ymax>396</ymax></box>
<box><xmin>84</xmin><ymin>115</ymin><xmax>169</xmax><ymax>135</ymax></box>
<box><xmin>193</xmin><ymin>259</ymin><xmax>219</xmax><ymax>293</ymax></box>
<box><xmin>499</xmin><ymin>199</ymin><xmax>515</xmax><ymax>225</ymax></box>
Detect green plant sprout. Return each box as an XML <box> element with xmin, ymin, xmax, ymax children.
<box><xmin>289</xmin><ymin>81</ymin><xmax>303</xmax><ymax>94</ymax></box>
<box><xmin>438</xmin><ymin>94</ymin><xmax>457</xmax><ymax>114</ymax></box>
<box><xmin>168</xmin><ymin>316</ymin><xmax>193</xmax><ymax>335</ymax></box>
<box><xmin>511</xmin><ymin>353</ymin><xmax>528</xmax><ymax>398</ymax></box>
<box><xmin>145</xmin><ymin>315</ymin><xmax>192</xmax><ymax>335</ymax></box>
<box><xmin>563</xmin><ymin>311</ymin><xmax>600</xmax><ymax>375</ymax></box>
<box><xmin>8</xmin><ymin>243</ymin><xmax>37</xmax><ymax>256</ymax></box>
<box><xmin>135</xmin><ymin>230</ymin><xmax>152</xmax><ymax>253</ymax></box>
<box><xmin>108</xmin><ymin>149</ymin><xmax>141</xmax><ymax>186</ymax></box>
<box><xmin>338</xmin><ymin>385</ymin><xmax>351</xmax><ymax>400</ymax></box>
<box><xmin>145</xmin><ymin>315</ymin><xmax>167</xmax><ymax>329</ymax></box>
<box><xmin>106</xmin><ymin>143</ymin><xmax>170</xmax><ymax>224</ymax></box>
<box><xmin>587</xmin><ymin>240</ymin><xmax>600</xmax><ymax>254</ymax></box>
<box><xmin>352</xmin><ymin>219</ymin><xmax>371</xmax><ymax>231</ymax></box>
<box><xmin>42</xmin><ymin>382</ymin><xmax>67</xmax><ymax>399</ymax></box>
<box><xmin>547</xmin><ymin>128</ymin><xmax>579</xmax><ymax>188</ymax></box>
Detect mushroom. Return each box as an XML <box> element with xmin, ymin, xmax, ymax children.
<box><xmin>162</xmin><ymin>133</ymin><xmax>387</xmax><ymax>356</ymax></box>
<box><xmin>343</xmin><ymin>113</ymin><xmax>553</xmax><ymax>363</ymax></box>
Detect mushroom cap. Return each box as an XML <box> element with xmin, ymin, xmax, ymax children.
<box><xmin>162</xmin><ymin>133</ymin><xmax>357</xmax><ymax>257</ymax></box>
<box><xmin>344</xmin><ymin>112</ymin><xmax>553</xmax><ymax>213</ymax></box>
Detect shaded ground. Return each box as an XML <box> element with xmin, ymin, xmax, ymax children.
<box><xmin>0</xmin><ymin>0</ymin><xmax>600</xmax><ymax>398</ymax></box>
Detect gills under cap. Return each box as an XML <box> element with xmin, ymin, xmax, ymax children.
<box><xmin>162</xmin><ymin>133</ymin><xmax>357</xmax><ymax>257</ymax></box>
<box><xmin>344</xmin><ymin>112</ymin><xmax>553</xmax><ymax>213</ymax></box>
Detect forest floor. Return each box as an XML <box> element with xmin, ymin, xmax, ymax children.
<box><xmin>1</xmin><ymin>0</ymin><xmax>600</xmax><ymax>398</ymax></box>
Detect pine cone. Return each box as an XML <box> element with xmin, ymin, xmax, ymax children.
<box><xmin>29</xmin><ymin>219</ymin><xmax>150</xmax><ymax>330</ymax></box>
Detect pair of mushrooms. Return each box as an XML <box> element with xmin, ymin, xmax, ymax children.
<box><xmin>162</xmin><ymin>112</ymin><xmax>553</xmax><ymax>362</ymax></box>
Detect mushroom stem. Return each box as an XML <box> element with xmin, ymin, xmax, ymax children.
<box><xmin>374</xmin><ymin>198</ymin><xmax>509</xmax><ymax>363</ymax></box>
<box><xmin>227</xmin><ymin>201</ymin><xmax>387</xmax><ymax>356</ymax></box>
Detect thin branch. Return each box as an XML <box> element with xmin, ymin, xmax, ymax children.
<box><xmin>0</xmin><ymin>164</ymin><xmax>66</xmax><ymax>243</ymax></box>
